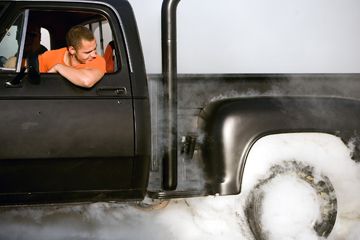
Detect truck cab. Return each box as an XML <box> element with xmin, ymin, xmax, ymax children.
<box><xmin>0</xmin><ymin>0</ymin><xmax>151</xmax><ymax>204</ymax></box>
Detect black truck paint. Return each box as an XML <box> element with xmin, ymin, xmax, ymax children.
<box><xmin>0</xmin><ymin>0</ymin><xmax>359</xmax><ymax>205</ymax></box>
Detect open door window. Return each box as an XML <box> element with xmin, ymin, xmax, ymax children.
<box><xmin>0</xmin><ymin>6</ymin><xmax>131</xmax><ymax>94</ymax></box>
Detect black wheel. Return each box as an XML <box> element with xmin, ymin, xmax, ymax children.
<box><xmin>245</xmin><ymin>160</ymin><xmax>337</xmax><ymax>240</ymax></box>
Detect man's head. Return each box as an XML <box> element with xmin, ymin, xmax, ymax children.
<box><xmin>24</xmin><ymin>24</ymin><xmax>41</xmax><ymax>56</ymax></box>
<box><xmin>66</xmin><ymin>25</ymin><xmax>97</xmax><ymax>64</ymax></box>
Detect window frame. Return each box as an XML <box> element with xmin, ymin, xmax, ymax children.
<box><xmin>0</xmin><ymin>2</ymin><xmax>132</xmax><ymax>99</ymax></box>
<box><xmin>20</xmin><ymin>3</ymin><xmax>127</xmax><ymax>75</ymax></box>
<box><xmin>0</xmin><ymin>2</ymin><xmax>10</xmax><ymax>21</ymax></box>
<box><xmin>2</xmin><ymin>2</ymin><xmax>129</xmax><ymax>75</ymax></box>
<box><xmin>14</xmin><ymin>9</ymin><xmax>28</xmax><ymax>72</ymax></box>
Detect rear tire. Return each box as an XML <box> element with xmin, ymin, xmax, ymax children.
<box><xmin>245</xmin><ymin>160</ymin><xmax>337</xmax><ymax>239</ymax></box>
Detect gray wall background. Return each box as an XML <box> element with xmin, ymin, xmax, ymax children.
<box><xmin>129</xmin><ymin>0</ymin><xmax>360</xmax><ymax>74</ymax></box>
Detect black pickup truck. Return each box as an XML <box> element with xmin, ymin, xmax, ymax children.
<box><xmin>0</xmin><ymin>0</ymin><xmax>359</xmax><ymax>237</ymax></box>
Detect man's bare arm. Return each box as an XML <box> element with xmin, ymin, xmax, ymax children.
<box><xmin>48</xmin><ymin>63</ymin><xmax>104</xmax><ymax>88</ymax></box>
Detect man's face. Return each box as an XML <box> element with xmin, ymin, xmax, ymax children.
<box><xmin>71</xmin><ymin>39</ymin><xmax>97</xmax><ymax>64</ymax></box>
<box><xmin>24</xmin><ymin>28</ymin><xmax>41</xmax><ymax>55</ymax></box>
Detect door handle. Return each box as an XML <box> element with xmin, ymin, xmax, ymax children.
<box><xmin>96</xmin><ymin>87</ymin><xmax>128</xmax><ymax>96</ymax></box>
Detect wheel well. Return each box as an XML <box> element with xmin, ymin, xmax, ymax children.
<box><xmin>199</xmin><ymin>97</ymin><xmax>360</xmax><ymax>196</ymax></box>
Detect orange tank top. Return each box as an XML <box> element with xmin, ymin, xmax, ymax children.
<box><xmin>38</xmin><ymin>47</ymin><xmax>106</xmax><ymax>73</ymax></box>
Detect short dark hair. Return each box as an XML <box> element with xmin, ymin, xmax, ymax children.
<box><xmin>66</xmin><ymin>25</ymin><xmax>95</xmax><ymax>49</ymax></box>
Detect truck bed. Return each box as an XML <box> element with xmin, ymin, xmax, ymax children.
<box><xmin>147</xmin><ymin>73</ymin><xmax>360</xmax><ymax>194</ymax></box>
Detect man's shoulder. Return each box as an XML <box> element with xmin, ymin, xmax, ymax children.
<box><xmin>41</xmin><ymin>48</ymin><xmax>66</xmax><ymax>59</ymax></box>
<box><xmin>41</xmin><ymin>47</ymin><xmax>67</xmax><ymax>58</ymax></box>
<box><xmin>38</xmin><ymin>47</ymin><xmax>67</xmax><ymax>72</ymax></box>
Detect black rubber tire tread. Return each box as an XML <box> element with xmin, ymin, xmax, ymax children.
<box><xmin>245</xmin><ymin>160</ymin><xmax>337</xmax><ymax>240</ymax></box>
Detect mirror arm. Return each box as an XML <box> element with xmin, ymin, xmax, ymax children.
<box><xmin>4</xmin><ymin>67</ymin><xmax>26</xmax><ymax>88</ymax></box>
<box><xmin>4</xmin><ymin>53</ymin><xmax>41</xmax><ymax>88</ymax></box>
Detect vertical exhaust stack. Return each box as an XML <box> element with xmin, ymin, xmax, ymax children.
<box><xmin>161</xmin><ymin>0</ymin><xmax>181</xmax><ymax>190</ymax></box>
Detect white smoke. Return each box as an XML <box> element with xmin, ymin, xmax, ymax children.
<box><xmin>260</xmin><ymin>175</ymin><xmax>321</xmax><ymax>240</ymax></box>
<box><xmin>241</xmin><ymin>133</ymin><xmax>360</xmax><ymax>240</ymax></box>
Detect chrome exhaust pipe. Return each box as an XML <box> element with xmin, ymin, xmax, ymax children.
<box><xmin>161</xmin><ymin>0</ymin><xmax>181</xmax><ymax>190</ymax></box>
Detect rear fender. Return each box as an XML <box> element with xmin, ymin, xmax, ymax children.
<box><xmin>198</xmin><ymin>96</ymin><xmax>360</xmax><ymax>195</ymax></box>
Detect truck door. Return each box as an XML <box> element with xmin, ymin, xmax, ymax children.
<box><xmin>0</xmin><ymin>4</ymin><xmax>137</xmax><ymax>203</ymax></box>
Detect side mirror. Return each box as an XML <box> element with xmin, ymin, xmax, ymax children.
<box><xmin>4</xmin><ymin>54</ymin><xmax>41</xmax><ymax>88</ymax></box>
<box><xmin>4</xmin><ymin>67</ymin><xmax>26</xmax><ymax>88</ymax></box>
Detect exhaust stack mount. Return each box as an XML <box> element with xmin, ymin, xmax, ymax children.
<box><xmin>161</xmin><ymin>0</ymin><xmax>181</xmax><ymax>190</ymax></box>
